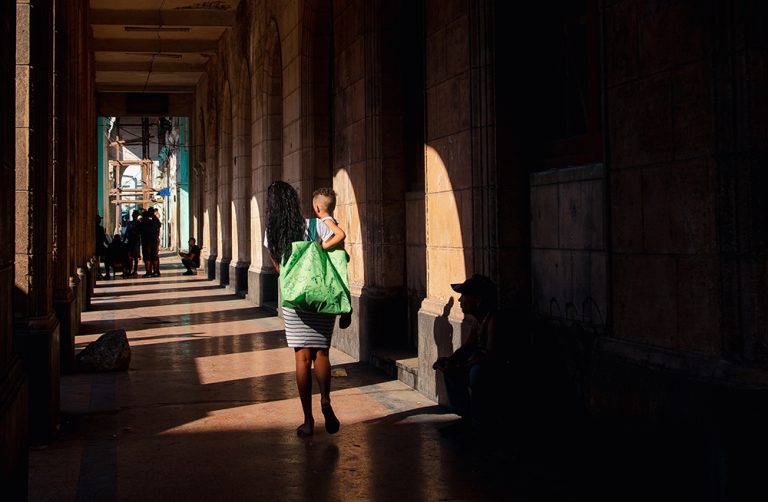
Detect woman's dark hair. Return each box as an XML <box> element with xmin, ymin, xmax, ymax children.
<box><xmin>266</xmin><ymin>181</ymin><xmax>305</xmax><ymax>264</ymax></box>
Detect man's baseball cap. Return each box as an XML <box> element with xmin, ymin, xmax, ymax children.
<box><xmin>451</xmin><ymin>274</ymin><xmax>496</xmax><ymax>303</ymax></box>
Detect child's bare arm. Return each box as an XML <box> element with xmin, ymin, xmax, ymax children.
<box><xmin>321</xmin><ymin>218</ymin><xmax>346</xmax><ymax>250</ymax></box>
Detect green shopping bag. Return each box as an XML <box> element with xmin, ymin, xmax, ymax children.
<box><xmin>279</xmin><ymin>218</ymin><xmax>352</xmax><ymax>314</ymax></box>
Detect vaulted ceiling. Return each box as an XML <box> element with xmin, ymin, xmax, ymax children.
<box><xmin>90</xmin><ymin>0</ymin><xmax>240</xmax><ymax>93</ymax></box>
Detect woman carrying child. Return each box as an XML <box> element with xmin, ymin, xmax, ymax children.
<box><xmin>264</xmin><ymin>181</ymin><xmax>346</xmax><ymax>437</ymax></box>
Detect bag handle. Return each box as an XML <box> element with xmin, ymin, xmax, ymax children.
<box><xmin>307</xmin><ymin>218</ymin><xmax>317</xmax><ymax>242</ymax></box>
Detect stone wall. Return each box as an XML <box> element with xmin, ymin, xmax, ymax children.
<box><xmin>606</xmin><ymin>0</ymin><xmax>722</xmax><ymax>355</ymax></box>
<box><xmin>530</xmin><ymin>165</ymin><xmax>607</xmax><ymax>326</ymax></box>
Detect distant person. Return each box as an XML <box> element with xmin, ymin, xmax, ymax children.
<box><xmin>125</xmin><ymin>210</ymin><xmax>142</xmax><ymax>277</ymax></box>
<box><xmin>179</xmin><ymin>237</ymin><xmax>201</xmax><ymax>275</ymax></box>
<box><xmin>105</xmin><ymin>234</ymin><xmax>129</xmax><ymax>280</ymax></box>
<box><xmin>120</xmin><ymin>214</ymin><xmax>129</xmax><ymax>239</ymax></box>
<box><xmin>433</xmin><ymin>274</ymin><xmax>504</xmax><ymax>432</ymax></box>
<box><xmin>139</xmin><ymin>207</ymin><xmax>161</xmax><ymax>277</ymax></box>
<box><xmin>95</xmin><ymin>215</ymin><xmax>109</xmax><ymax>279</ymax></box>
<box><xmin>265</xmin><ymin>181</ymin><xmax>345</xmax><ymax>437</ymax></box>
<box><xmin>152</xmin><ymin>207</ymin><xmax>162</xmax><ymax>276</ymax></box>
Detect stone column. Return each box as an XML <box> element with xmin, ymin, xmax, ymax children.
<box><xmin>247</xmin><ymin>102</ymin><xmax>275</xmax><ymax>306</ymax></box>
<box><xmin>203</xmin><ymin>144</ymin><xmax>219</xmax><ymax>279</ymax></box>
<box><xmin>247</xmin><ymin>27</ymin><xmax>282</xmax><ymax>309</ymax></box>
<box><xmin>229</xmin><ymin>80</ymin><xmax>251</xmax><ymax>295</ymax></box>
<box><xmin>201</xmin><ymin>73</ymin><xmax>219</xmax><ymax>279</ymax></box>
<box><xmin>417</xmin><ymin>0</ymin><xmax>499</xmax><ymax>401</ymax></box>
<box><xmin>52</xmin><ymin>0</ymin><xmax>81</xmax><ymax>373</ymax></box>
<box><xmin>333</xmin><ymin>0</ymin><xmax>411</xmax><ymax>361</ymax></box>
<box><xmin>74</xmin><ymin>0</ymin><xmax>89</xmax><ymax>311</ymax></box>
<box><xmin>713</xmin><ymin>2</ymin><xmax>768</xmax><ymax>363</ymax></box>
<box><xmin>15</xmin><ymin>0</ymin><xmax>60</xmax><ymax>441</ymax></box>
<box><xmin>1</xmin><ymin>0</ymin><xmax>29</xmax><ymax>497</ymax></box>
<box><xmin>216</xmin><ymin>86</ymin><xmax>233</xmax><ymax>286</ymax></box>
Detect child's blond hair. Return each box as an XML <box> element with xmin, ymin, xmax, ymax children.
<box><xmin>312</xmin><ymin>187</ymin><xmax>337</xmax><ymax>213</ymax></box>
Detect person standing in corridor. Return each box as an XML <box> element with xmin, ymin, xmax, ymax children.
<box><xmin>152</xmin><ymin>207</ymin><xmax>162</xmax><ymax>276</ymax></box>
<box><xmin>125</xmin><ymin>209</ymin><xmax>142</xmax><ymax>277</ymax></box>
<box><xmin>95</xmin><ymin>215</ymin><xmax>110</xmax><ymax>279</ymax></box>
<box><xmin>264</xmin><ymin>181</ymin><xmax>346</xmax><ymax>437</ymax></box>
<box><xmin>139</xmin><ymin>207</ymin><xmax>161</xmax><ymax>277</ymax></box>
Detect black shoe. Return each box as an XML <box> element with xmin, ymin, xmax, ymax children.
<box><xmin>182</xmin><ymin>270</ymin><xmax>194</xmax><ymax>275</ymax></box>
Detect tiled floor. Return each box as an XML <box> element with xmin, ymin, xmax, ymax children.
<box><xmin>28</xmin><ymin>253</ymin><xmax>514</xmax><ymax>501</ymax></box>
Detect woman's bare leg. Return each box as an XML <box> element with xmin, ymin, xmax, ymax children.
<box><xmin>294</xmin><ymin>348</ymin><xmax>314</xmax><ymax>436</ymax></box>
<box><xmin>313</xmin><ymin>348</ymin><xmax>340</xmax><ymax>433</ymax></box>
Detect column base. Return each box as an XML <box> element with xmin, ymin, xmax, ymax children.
<box><xmin>15</xmin><ymin>311</ymin><xmax>60</xmax><ymax>442</ymax></box>
<box><xmin>333</xmin><ymin>287</ymin><xmax>408</xmax><ymax>363</ymax></box>
<box><xmin>0</xmin><ymin>356</ymin><xmax>28</xmax><ymax>500</ymax></box>
<box><xmin>85</xmin><ymin>258</ymin><xmax>96</xmax><ymax>309</ymax></box>
<box><xmin>417</xmin><ymin>298</ymin><xmax>465</xmax><ymax>402</ymax></box>
<box><xmin>77</xmin><ymin>267</ymin><xmax>87</xmax><ymax>311</ymax></box>
<box><xmin>205</xmin><ymin>254</ymin><xmax>217</xmax><ymax>280</ymax></box>
<box><xmin>246</xmin><ymin>266</ymin><xmax>278</xmax><ymax>308</ymax></box>
<box><xmin>228</xmin><ymin>261</ymin><xmax>249</xmax><ymax>297</ymax></box>
<box><xmin>53</xmin><ymin>285</ymin><xmax>79</xmax><ymax>373</ymax></box>
<box><xmin>216</xmin><ymin>257</ymin><xmax>231</xmax><ymax>287</ymax></box>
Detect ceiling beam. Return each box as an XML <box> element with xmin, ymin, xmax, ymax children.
<box><xmin>92</xmin><ymin>38</ymin><xmax>219</xmax><ymax>53</ymax></box>
<box><xmin>96</xmin><ymin>84</ymin><xmax>197</xmax><ymax>93</ymax></box>
<box><xmin>90</xmin><ymin>9</ymin><xmax>236</xmax><ymax>28</ymax></box>
<box><xmin>95</xmin><ymin>61</ymin><xmax>207</xmax><ymax>72</ymax></box>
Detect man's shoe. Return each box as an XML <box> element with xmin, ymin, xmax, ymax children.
<box><xmin>183</xmin><ymin>270</ymin><xmax>193</xmax><ymax>275</ymax></box>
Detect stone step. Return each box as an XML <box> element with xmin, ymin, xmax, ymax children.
<box><xmin>370</xmin><ymin>349</ymin><xmax>419</xmax><ymax>390</ymax></box>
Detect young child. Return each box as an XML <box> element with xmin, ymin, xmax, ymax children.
<box><xmin>312</xmin><ymin>187</ymin><xmax>352</xmax><ymax>328</ymax></box>
<box><xmin>312</xmin><ymin>188</ymin><xmax>345</xmax><ymax>250</ymax></box>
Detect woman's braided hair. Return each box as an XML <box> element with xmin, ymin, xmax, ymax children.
<box><xmin>266</xmin><ymin>181</ymin><xmax>305</xmax><ymax>264</ymax></box>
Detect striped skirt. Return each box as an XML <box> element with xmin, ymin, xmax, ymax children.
<box><xmin>282</xmin><ymin>307</ymin><xmax>335</xmax><ymax>348</ymax></box>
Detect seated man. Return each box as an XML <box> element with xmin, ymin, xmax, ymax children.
<box><xmin>179</xmin><ymin>237</ymin><xmax>201</xmax><ymax>275</ymax></box>
<box><xmin>433</xmin><ymin>274</ymin><xmax>505</xmax><ymax>431</ymax></box>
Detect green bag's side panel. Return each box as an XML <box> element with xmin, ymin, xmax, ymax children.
<box><xmin>279</xmin><ymin>240</ymin><xmax>351</xmax><ymax>315</ymax></box>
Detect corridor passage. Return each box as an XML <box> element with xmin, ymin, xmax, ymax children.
<box><xmin>27</xmin><ymin>253</ymin><xmax>511</xmax><ymax>501</ymax></box>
